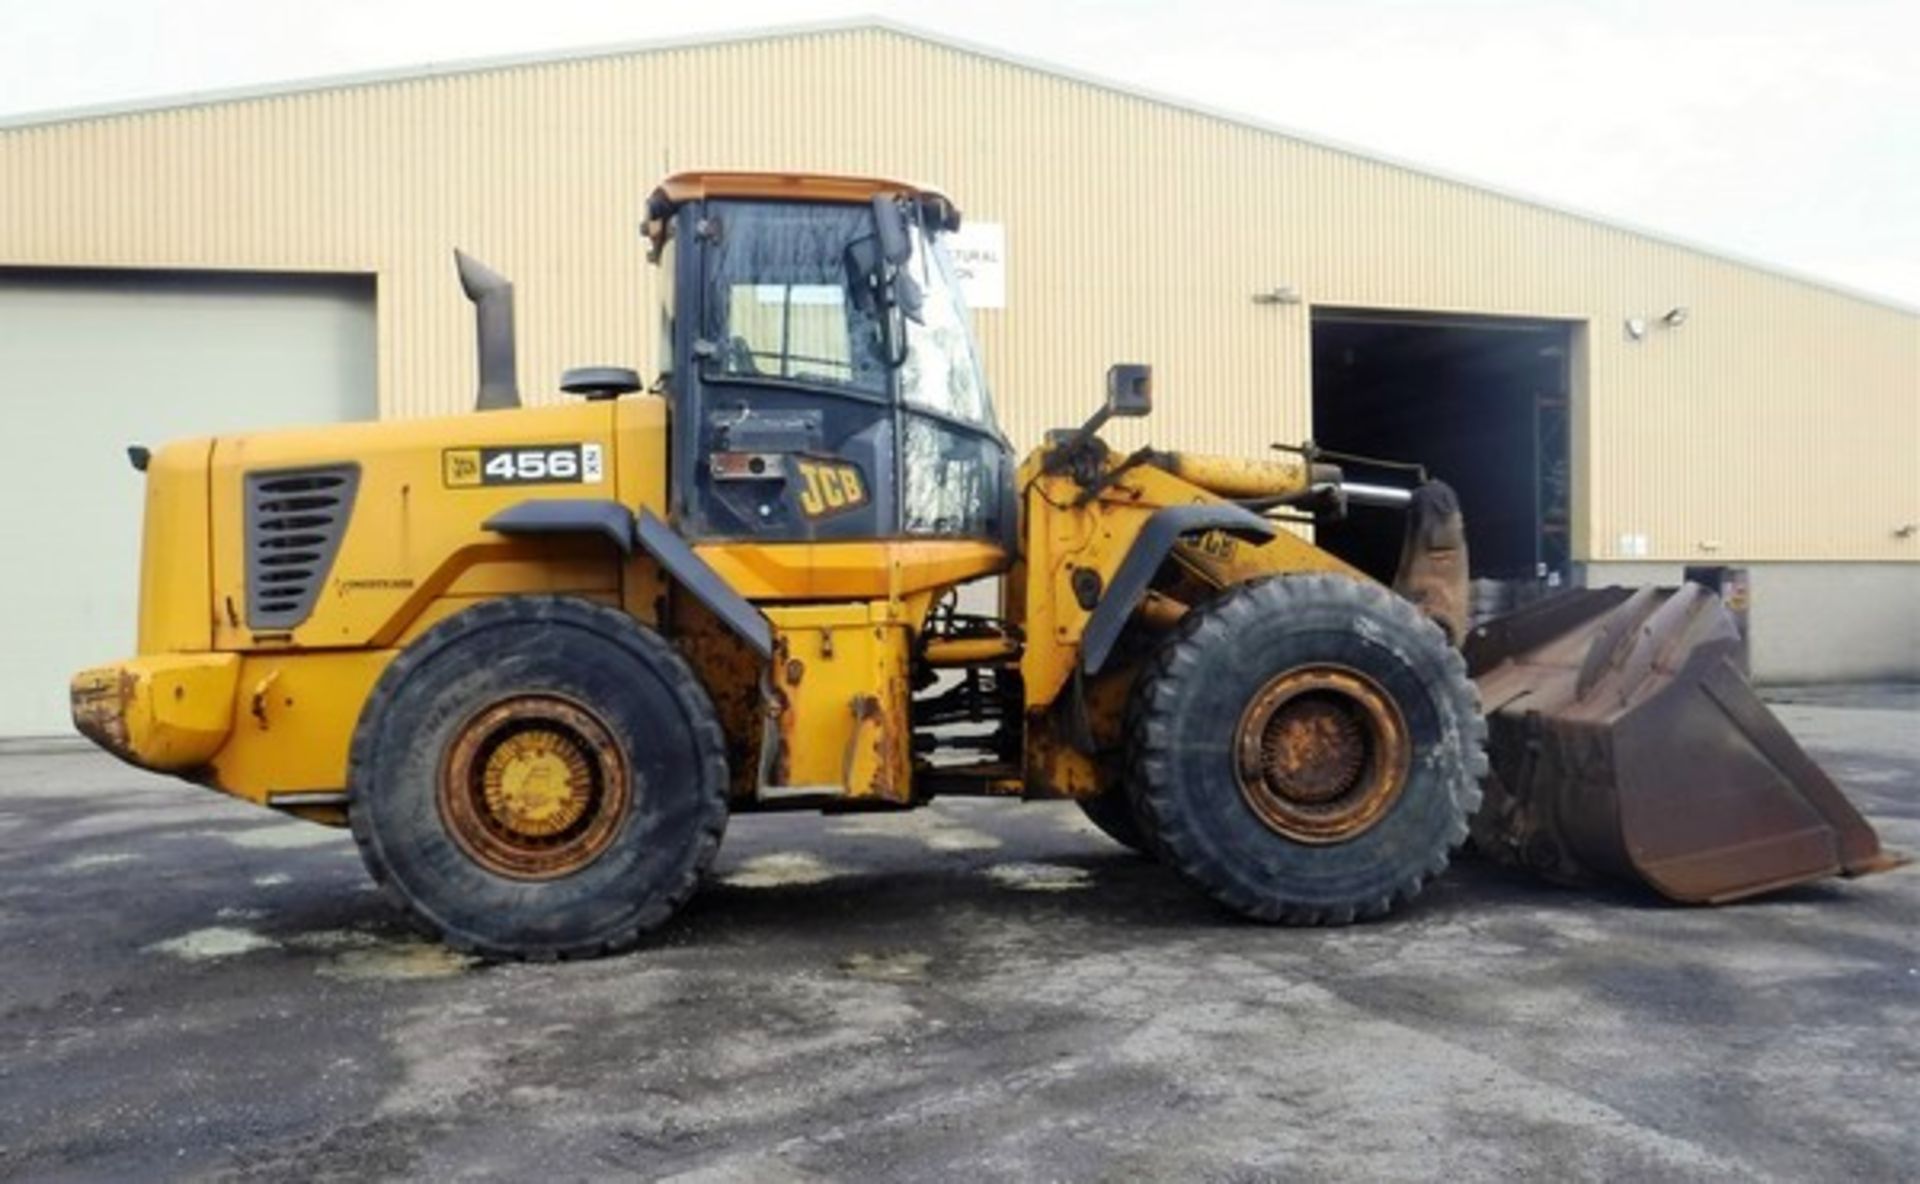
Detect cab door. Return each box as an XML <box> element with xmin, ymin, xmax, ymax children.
<box><xmin>671</xmin><ymin>199</ymin><xmax>899</xmax><ymax>542</ymax></box>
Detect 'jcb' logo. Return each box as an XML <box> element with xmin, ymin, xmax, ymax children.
<box><xmin>444</xmin><ymin>449</ymin><xmax>482</xmax><ymax>487</ymax></box>
<box><xmin>1192</xmin><ymin>530</ymin><xmax>1238</xmax><ymax>561</ymax></box>
<box><xmin>796</xmin><ymin>459</ymin><xmax>867</xmax><ymax>518</ymax></box>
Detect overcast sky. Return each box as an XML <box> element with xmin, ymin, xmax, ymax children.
<box><xmin>2</xmin><ymin>0</ymin><xmax>1914</xmax><ymax>306</ymax></box>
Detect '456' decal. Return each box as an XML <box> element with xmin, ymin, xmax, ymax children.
<box><xmin>444</xmin><ymin>443</ymin><xmax>604</xmax><ymax>487</ymax></box>
<box><xmin>795</xmin><ymin>458</ymin><xmax>867</xmax><ymax>518</ymax></box>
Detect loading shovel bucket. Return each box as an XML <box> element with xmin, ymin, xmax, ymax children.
<box><xmin>1465</xmin><ymin>584</ymin><xmax>1903</xmax><ymax>903</ymax></box>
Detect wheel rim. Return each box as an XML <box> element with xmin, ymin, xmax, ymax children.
<box><xmin>1233</xmin><ymin>665</ymin><xmax>1411</xmax><ymax>844</ymax></box>
<box><xmin>438</xmin><ymin>694</ymin><xmax>631</xmax><ymax>880</ymax></box>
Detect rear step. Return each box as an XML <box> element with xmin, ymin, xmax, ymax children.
<box><xmin>1465</xmin><ymin>584</ymin><xmax>1904</xmax><ymax>902</ymax></box>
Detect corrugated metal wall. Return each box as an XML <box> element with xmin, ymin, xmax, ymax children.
<box><xmin>2</xmin><ymin>25</ymin><xmax>1915</xmax><ymax>563</ymax></box>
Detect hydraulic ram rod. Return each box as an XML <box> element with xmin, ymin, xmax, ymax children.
<box><xmin>1341</xmin><ymin>481</ymin><xmax>1416</xmax><ymax>509</ymax></box>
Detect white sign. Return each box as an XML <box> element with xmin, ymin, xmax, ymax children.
<box><xmin>943</xmin><ymin>221</ymin><xmax>1006</xmax><ymax>310</ymax></box>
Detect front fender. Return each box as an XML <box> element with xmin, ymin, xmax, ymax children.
<box><xmin>1080</xmin><ymin>503</ymin><xmax>1276</xmax><ymax>675</ymax></box>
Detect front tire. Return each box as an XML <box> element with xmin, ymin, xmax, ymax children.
<box><xmin>348</xmin><ymin>596</ymin><xmax>728</xmax><ymax>960</ymax></box>
<box><xmin>1077</xmin><ymin>790</ymin><xmax>1154</xmax><ymax>857</ymax></box>
<box><xmin>1126</xmin><ymin>574</ymin><xmax>1486</xmax><ymax>925</ymax></box>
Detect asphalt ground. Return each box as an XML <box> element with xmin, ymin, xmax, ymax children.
<box><xmin>1</xmin><ymin>687</ymin><xmax>1914</xmax><ymax>1180</ymax></box>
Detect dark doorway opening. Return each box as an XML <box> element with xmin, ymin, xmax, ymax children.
<box><xmin>1310</xmin><ymin>310</ymin><xmax>1572</xmax><ymax>600</ymax></box>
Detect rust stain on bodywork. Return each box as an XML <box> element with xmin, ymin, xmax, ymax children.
<box><xmin>70</xmin><ymin>668</ymin><xmax>136</xmax><ymax>756</ymax></box>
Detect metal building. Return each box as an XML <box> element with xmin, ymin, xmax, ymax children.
<box><xmin>1</xmin><ymin>19</ymin><xmax>1914</xmax><ymax>737</ymax></box>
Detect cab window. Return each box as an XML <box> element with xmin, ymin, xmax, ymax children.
<box><xmin>899</xmin><ymin>225</ymin><xmax>996</xmax><ymax>428</ymax></box>
<box><xmin>701</xmin><ymin>201</ymin><xmax>888</xmax><ymax>396</ymax></box>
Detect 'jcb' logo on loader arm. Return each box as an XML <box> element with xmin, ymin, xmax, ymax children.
<box><xmin>1191</xmin><ymin>530</ymin><xmax>1239</xmax><ymax>560</ymax></box>
<box><xmin>795</xmin><ymin>459</ymin><xmax>867</xmax><ymax>518</ymax></box>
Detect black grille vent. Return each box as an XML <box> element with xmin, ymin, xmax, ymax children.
<box><xmin>244</xmin><ymin>465</ymin><xmax>359</xmax><ymax>630</ymax></box>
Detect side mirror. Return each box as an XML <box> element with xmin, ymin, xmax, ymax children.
<box><xmin>871</xmin><ymin>194</ymin><xmax>913</xmax><ymax>266</ymax></box>
<box><xmin>843</xmin><ymin>237</ymin><xmax>883</xmax><ymax>314</ymax></box>
<box><xmin>1106</xmin><ymin>364</ymin><xmax>1153</xmax><ymax>418</ymax></box>
<box><xmin>844</xmin><ymin>230</ymin><xmax>921</xmax><ymax>370</ymax></box>
<box><xmin>1058</xmin><ymin>361</ymin><xmax>1156</xmax><ymax>459</ymax></box>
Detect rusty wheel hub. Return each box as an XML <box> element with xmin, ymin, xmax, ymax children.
<box><xmin>1234</xmin><ymin>666</ymin><xmax>1410</xmax><ymax>844</ymax></box>
<box><xmin>438</xmin><ymin>695</ymin><xmax>630</xmax><ymax>879</ymax></box>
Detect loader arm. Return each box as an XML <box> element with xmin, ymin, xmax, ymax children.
<box><xmin>1013</xmin><ymin>449</ymin><xmax>1364</xmax><ymax>716</ymax></box>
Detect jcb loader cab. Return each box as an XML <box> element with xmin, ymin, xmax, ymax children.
<box><xmin>71</xmin><ymin>171</ymin><xmax>1898</xmax><ymax>959</ymax></box>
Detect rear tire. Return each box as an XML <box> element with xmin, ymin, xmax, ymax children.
<box><xmin>348</xmin><ymin>596</ymin><xmax>728</xmax><ymax>960</ymax></box>
<box><xmin>1126</xmin><ymin>574</ymin><xmax>1485</xmax><ymax>925</ymax></box>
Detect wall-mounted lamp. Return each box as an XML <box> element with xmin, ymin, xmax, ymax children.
<box><xmin>1252</xmin><ymin>286</ymin><xmax>1301</xmax><ymax>305</ymax></box>
<box><xmin>1624</xmin><ymin>317</ymin><xmax>1648</xmax><ymax>341</ymax></box>
<box><xmin>1662</xmin><ymin>305</ymin><xmax>1690</xmax><ymax>328</ymax></box>
<box><xmin>1896</xmin><ymin>523</ymin><xmax>1918</xmax><ymax>540</ymax></box>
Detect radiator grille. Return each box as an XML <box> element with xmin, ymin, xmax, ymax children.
<box><xmin>244</xmin><ymin>465</ymin><xmax>359</xmax><ymax>630</ymax></box>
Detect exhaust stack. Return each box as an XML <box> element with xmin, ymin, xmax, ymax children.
<box><xmin>454</xmin><ymin>250</ymin><xmax>520</xmax><ymax>411</ymax></box>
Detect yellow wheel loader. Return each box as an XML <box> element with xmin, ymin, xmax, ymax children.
<box><xmin>70</xmin><ymin>172</ymin><xmax>1900</xmax><ymax>959</ymax></box>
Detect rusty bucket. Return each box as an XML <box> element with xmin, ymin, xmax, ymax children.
<box><xmin>1465</xmin><ymin>583</ymin><xmax>1902</xmax><ymax>902</ymax></box>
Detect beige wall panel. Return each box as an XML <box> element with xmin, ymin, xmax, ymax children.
<box><xmin>1590</xmin><ymin>562</ymin><xmax>1920</xmax><ymax>684</ymax></box>
<box><xmin>1</xmin><ymin>26</ymin><xmax>1914</xmax><ymax>564</ymax></box>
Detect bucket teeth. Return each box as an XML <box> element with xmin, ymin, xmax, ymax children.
<box><xmin>1465</xmin><ymin>584</ymin><xmax>1901</xmax><ymax>903</ymax></box>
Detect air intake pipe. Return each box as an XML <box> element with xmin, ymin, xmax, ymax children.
<box><xmin>454</xmin><ymin>249</ymin><xmax>520</xmax><ymax>411</ymax></box>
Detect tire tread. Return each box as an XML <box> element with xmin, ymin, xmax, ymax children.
<box><xmin>1123</xmin><ymin>574</ymin><xmax>1487</xmax><ymax>926</ymax></box>
<box><xmin>347</xmin><ymin>596</ymin><xmax>729</xmax><ymax>961</ymax></box>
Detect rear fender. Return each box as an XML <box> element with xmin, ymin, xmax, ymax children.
<box><xmin>486</xmin><ymin>500</ymin><xmax>772</xmax><ymax>660</ymax></box>
<box><xmin>485</xmin><ymin>498</ymin><xmax>636</xmax><ymax>554</ymax></box>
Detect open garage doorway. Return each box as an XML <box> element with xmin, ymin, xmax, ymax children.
<box><xmin>1310</xmin><ymin>309</ymin><xmax>1574</xmax><ymax>613</ymax></box>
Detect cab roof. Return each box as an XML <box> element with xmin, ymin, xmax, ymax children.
<box><xmin>644</xmin><ymin>170</ymin><xmax>960</xmax><ymax>250</ymax></box>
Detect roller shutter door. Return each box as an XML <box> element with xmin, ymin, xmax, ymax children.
<box><xmin>0</xmin><ymin>269</ymin><xmax>376</xmax><ymax>737</ymax></box>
